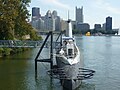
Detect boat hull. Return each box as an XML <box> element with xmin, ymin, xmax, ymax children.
<box><xmin>61</xmin><ymin>79</ymin><xmax>81</xmax><ymax>90</ymax></box>
<box><xmin>56</xmin><ymin>55</ymin><xmax>82</xmax><ymax>90</ymax></box>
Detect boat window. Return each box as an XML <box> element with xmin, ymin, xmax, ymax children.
<box><xmin>68</xmin><ymin>49</ymin><xmax>73</xmax><ymax>56</ymax></box>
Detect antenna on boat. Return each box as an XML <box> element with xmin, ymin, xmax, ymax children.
<box><xmin>68</xmin><ymin>10</ymin><xmax>69</xmax><ymax>20</ymax></box>
<box><xmin>67</xmin><ymin>10</ymin><xmax>70</xmax><ymax>23</ymax></box>
<box><xmin>66</xmin><ymin>10</ymin><xmax>72</xmax><ymax>37</ymax></box>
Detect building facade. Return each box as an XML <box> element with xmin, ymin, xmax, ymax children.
<box><xmin>32</xmin><ymin>7</ymin><xmax>41</xmax><ymax>21</ymax></box>
<box><xmin>106</xmin><ymin>16</ymin><xmax>112</xmax><ymax>31</ymax></box>
<box><xmin>31</xmin><ymin>18</ymin><xmax>44</xmax><ymax>31</ymax></box>
<box><xmin>52</xmin><ymin>10</ymin><xmax>61</xmax><ymax>31</ymax></box>
<box><xmin>61</xmin><ymin>20</ymin><xmax>67</xmax><ymax>31</ymax></box>
<box><xmin>44</xmin><ymin>10</ymin><xmax>55</xmax><ymax>31</ymax></box>
<box><xmin>52</xmin><ymin>10</ymin><xmax>57</xmax><ymax>18</ymax></box>
<box><xmin>71</xmin><ymin>21</ymin><xmax>77</xmax><ymax>30</ymax></box>
<box><xmin>76</xmin><ymin>6</ymin><xmax>84</xmax><ymax>24</ymax></box>
<box><xmin>55</xmin><ymin>16</ymin><xmax>61</xmax><ymax>31</ymax></box>
<box><xmin>94</xmin><ymin>24</ymin><xmax>101</xmax><ymax>30</ymax></box>
<box><xmin>77</xmin><ymin>23</ymin><xmax>90</xmax><ymax>33</ymax></box>
<box><xmin>102</xmin><ymin>23</ymin><xmax>106</xmax><ymax>30</ymax></box>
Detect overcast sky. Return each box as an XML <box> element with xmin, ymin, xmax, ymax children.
<box><xmin>28</xmin><ymin>0</ymin><xmax>120</xmax><ymax>29</ymax></box>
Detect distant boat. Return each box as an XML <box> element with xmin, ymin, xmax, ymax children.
<box><xmin>85</xmin><ymin>32</ymin><xmax>91</xmax><ymax>36</ymax></box>
<box><xmin>115</xmin><ymin>28</ymin><xmax>120</xmax><ymax>36</ymax></box>
<box><xmin>115</xmin><ymin>33</ymin><xmax>117</xmax><ymax>35</ymax></box>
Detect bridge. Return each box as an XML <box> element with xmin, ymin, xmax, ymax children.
<box><xmin>0</xmin><ymin>40</ymin><xmax>60</xmax><ymax>48</ymax></box>
<box><xmin>37</xmin><ymin>30</ymin><xmax>61</xmax><ymax>35</ymax></box>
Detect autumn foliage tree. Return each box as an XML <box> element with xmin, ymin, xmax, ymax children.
<box><xmin>0</xmin><ymin>0</ymin><xmax>38</xmax><ymax>40</ymax></box>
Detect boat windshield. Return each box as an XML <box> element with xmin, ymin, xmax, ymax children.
<box><xmin>68</xmin><ymin>49</ymin><xmax>73</xmax><ymax>56</ymax></box>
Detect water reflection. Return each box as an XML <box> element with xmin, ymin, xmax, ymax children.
<box><xmin>1</xmin><ymin>36</ymin><xmax>120</xmax><ymax>90</ymax></box>
<box><xmin>77</xmin><ymin>82</ymin><xmax>95</xmax><ymax>90</ymax></box>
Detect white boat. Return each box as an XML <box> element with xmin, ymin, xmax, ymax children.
<box><xmin>115</xmin><ymin>28</ymin><xmax>120</xmax><ymax>35</ymax></box>
<box><xmin>55</xmin><ymin>19</ymin><xmax>82</xmax><ymax>90</ymax></box>
<box><xmin>47</xmin><ymin>18</ymin><xmax>95</xmax><ymax>90</ymax></box>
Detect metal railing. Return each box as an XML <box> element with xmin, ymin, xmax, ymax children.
<box><xmin>0</xmin><ymin>40</ymin><xmax>60</xmax><ymax>48</ymax></box>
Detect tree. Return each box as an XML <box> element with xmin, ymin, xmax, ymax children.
<box><xmin>14</xmin><ymin>0</ymin><xmax>31</xmax><ymax>39</ymax></box>
<box><xmin>0</xmin><ymin>0</ymin><xmax>19</xmax><ymax>39</ymax></box>
<box><xmin>0</xmin><ymin>0</ymin><xmax>39</xmax><ymax>40</ymax></box>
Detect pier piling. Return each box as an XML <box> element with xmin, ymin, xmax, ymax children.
<box><xmin>35</xmin><ymin>31</ymin><xmax>54</xmax><ymax>74</ymax></box>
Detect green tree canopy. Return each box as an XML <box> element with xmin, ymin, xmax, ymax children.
<box><xmin>0</xmin><ymin>0</ymin><xmax>38</xmax><ymax>40</ymax></box>
<box><xmin>0</xmin><ymin>0</ymin><xmax>19</xmax><ymax>39</ymax></box>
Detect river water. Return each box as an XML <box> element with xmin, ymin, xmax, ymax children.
<box><xmin>0</xmin><ymin>36</ymin><xmax>120</xmax><ymax>90</ymax></box>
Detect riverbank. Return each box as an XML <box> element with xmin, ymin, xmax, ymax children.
<box><xmin>0</xmin><ymin>34</ymin><xmax>42</xmax><ymax>57</ymax></box>
<box><xmin>0</xmin><ymin>48</ymin><xmax>32</xmax><ymax>57</ymax></box>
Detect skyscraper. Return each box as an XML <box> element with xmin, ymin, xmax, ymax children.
<box><xmin>32</xmin><ymin>7</ymin><xmax>40</xmax><ymax>21</ymax></box>
<box><xmin>76</xmin><ymin>6</ymin><xmax>84</xmax><ymax>24</ymax></box>
<box><xmin>94</xmin><ymin>24</ymin><xmax>101</xmax><ymax>30</ymax></box>
<box><xmin>106</xmin><ymin>16</ymin><xmax>112</xmax><ymax>31</ymax></box>
<box><xmin>44</xmin><ymin>10</ymin><xmax>55</xmax><ymax>31</ymax></box>
<box><xmin>52</xmin><ymin>10</ymin><xmax>57</xmax><ymax>18</ymax></box>
<box><xmin>52</xmin><ymin>10</ymin><xmax>61</xmax><ymax>31</ymax></box>
<box><xmin>55</xmin><ymin>16</ymin><xmax>61</xmax><ymax>31</ymax></box>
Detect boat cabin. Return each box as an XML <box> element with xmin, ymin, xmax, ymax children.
<box><xmin>62</xmin><ymin>37</ymin><xmax>75</xmax><ymax>58</ymax></box>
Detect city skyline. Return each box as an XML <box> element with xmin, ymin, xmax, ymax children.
<box><xmin>28</xmin><ymin>0</ymin><xmax>120</xmax><ymax>29</ymax></box>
